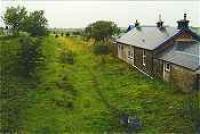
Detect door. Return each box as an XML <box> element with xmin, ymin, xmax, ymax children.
<box><xmin>118</xmin><ymin>44</ymin><xmax>122</xmax><ymax>59</ymax></box>
<box><xmin>127</xmin><ymin>47</ymin><xmax>134</xmax><ymax>65</ymax></box>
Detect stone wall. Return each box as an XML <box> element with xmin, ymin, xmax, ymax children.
<box><xmin>152</xmin><ymin>59</ymin><xmax>163</xmax><ymax>79</ymax></box>
<box><xmin>169</xmin><ymin>64</ymin><xmax>196</xmax><ymax>92</ymax></box>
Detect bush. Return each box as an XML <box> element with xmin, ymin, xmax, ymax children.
<box><xmin>65</xmin><ymin>33</ymin><xmax>70</xmax><ymax>37</ymax></box>
<box><xmin>19</xmin><ymin>35</ymin><xmax>44</xmax><ymax>78</ymax></box>
<box><xmin>60</xmin><ymin>50</ymin><xmax>75</xmax><ymax>64</ymax></box>
<box><xmin>55</xmin><ymin>34</ymin><xmax>59</xmax><ymax>38</ymax></box>
<box><xmin>93</xmin><ymin>41</ymin><xmax>110</xmax><ymax>55</ymax></box>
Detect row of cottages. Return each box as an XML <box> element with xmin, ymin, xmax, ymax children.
<box><xmin>115</xmin><ymin>14</ymin><xmax>200</xmax><ymax>92</ymax></box>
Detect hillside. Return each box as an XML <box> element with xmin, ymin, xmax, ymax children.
<box><xmin>0</xmin><ymin>35</ymin><xmax>196</xmax><ymax>133</ymax></box>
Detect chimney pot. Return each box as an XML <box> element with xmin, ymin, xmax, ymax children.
<box><xmin>157</xmin><ymin>14</ymin><xmax>164</xmax><ymax>28</ymax></box>
<box><xmin>135</xmin><ymin>20</ymin><xmax>140</xmax><ymax>27</ymax></box>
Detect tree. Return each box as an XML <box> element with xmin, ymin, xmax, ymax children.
<box><xmin>85</xmin><ymin>20</ymin><xmax>120</xmax><ymax>42</ymax></box>
<box><xmin>19</xmin><ymin>35</ymin><xmax>44</xmax><ymax>78</ymax></box>
<box><xmin>3</xmin><ymin>6</ymin><xmax>48</xmax><ymax>36</ymax></box>
<box><xmin>3</xmin><ymin>6</ymin><xmax>27</xmax><ymax>35</ymax></box>
<box><xmin>23</xmin><ymin>10</ymin><xmax>48</xmax><ymax>36</ymax></box>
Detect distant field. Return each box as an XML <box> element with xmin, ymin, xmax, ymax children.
<box><xmin>0</xmin><ymin>35</ymin><xmax>195</xmax><ymax>133</ymax></box>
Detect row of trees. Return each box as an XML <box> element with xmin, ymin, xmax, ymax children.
<box><xmin>2</xmin><ymin>6</ymin><xmax>48</xmax><ymax>36</ymax></box>
<box><xmin>1</xmin><ymin>7</ymin><xmax>48</xmax><ymax>133</ymax></box>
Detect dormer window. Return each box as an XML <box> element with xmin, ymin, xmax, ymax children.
<box><xmin>142</xmin><ymin>49</ymin><xmax>146</xmax><ymax>66</ymax></box>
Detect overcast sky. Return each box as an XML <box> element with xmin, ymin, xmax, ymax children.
<box><xmin>0</xmin><ymin>1</ymin><xmax>199</xmax><ymax>28</ymax></box>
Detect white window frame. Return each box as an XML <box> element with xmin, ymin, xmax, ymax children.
<box><xmin>142</xmin><ymin>49</ymin><xmax>146</xmax><ymax>66</ymax></box>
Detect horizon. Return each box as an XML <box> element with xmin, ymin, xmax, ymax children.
<box><xmin>0</xmin><ymin>1</ymin><xmax>200</xmax><ymax>28</ymax></box>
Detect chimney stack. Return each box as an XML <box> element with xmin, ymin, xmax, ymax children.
<box><xmin>177</xmin><ymin>13</ymin><xmax>189</xmax><ymax>29</ymax></box>
<box><xmin>156</xmin><ymin>14</ymin><xmax>164</xmax><ymax>28</ymax></box>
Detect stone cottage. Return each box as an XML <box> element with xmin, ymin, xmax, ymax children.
<box><xmin>115</xmin><ymin>14</ymin><xmax>200</xmax><ymax>92</ymax></box>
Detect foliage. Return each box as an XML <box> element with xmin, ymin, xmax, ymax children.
<box><xmin>182</xmin><ymin>92</ymin><xmax>200</xmax><ymax>132</ymax></box>
<box><xmin>85</xmin><ymin>20</ymin><xmax>120</xmax><ymax>42</ymax></box>
<box><xmin>55</xmin><ymin>34</ymin><xmax>59</xmax><ymax>38</ymax></box>
<box><xmin>0</xmin><ymin>27</ymin><xmax>4</xmax><ymax>35</ymax></box>
<box><xmin>93</xmin><ymin>41</ymin><xmax>110</xmax><ymax>55</ymax></box>
<box><xmin>60</xmin><ymin>49</ymin><xmax>75</xmax><ymax>64</ymax></box>
<box><xmin>93</xmin><ymin>41</ymin><xmax>110</xmax><ymax>63</ymax></box>
<box><xmin>3</xmin><ymin>6</ymin><xmax>48</xmax><ymax>36</ymax></box>
<box><xmin>2</xmin><ymin>6</ymin><xmax>27</xmax><ymax>35</ymax></box>
<box><xmin>0</xmin><ymin>36</ymin><xmax>34</xmax><ymax>133</ymax></box>
<box><xmin>65</xmin><ymin>33</ymin><xmax>70</xmax><ymax>37</ymax></box>
<box><xmin>23</xmin><ymin>10</ymin><xmax>48</xmax><ymax>36</ymax></box>
<box><xmin>19</xmin><ymin>35</ymin><xmax>44</xmax><ymax>78</ymax></box>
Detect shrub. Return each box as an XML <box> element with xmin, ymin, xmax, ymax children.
<box><xmin>55</xmin><ymin>34</ymin><xmax>59</xmax><ymax>38</ymax></box>
<box><xmin>93</xmin><ymin>41</ymin><xmax>110</xmax><ymax>55</ymax></box>
<box><xmin>65</xmin><ymin>33</ymin><xmax>70</xmax><ymax>37</ymax></box>
<box><xmin>19</xmin><ymin>35</ymin><xmax>44</xmax><ymax>78</ymax></box>
<box><xmin>60</xmin><ymin>50</ymin><xmax>75</xmax><ymax>64</ymax></box>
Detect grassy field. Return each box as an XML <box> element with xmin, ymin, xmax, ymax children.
<box><xmin>0</xmin><ymin>35</ymin><xmax>195</xmax><ymax>133</ymax></box>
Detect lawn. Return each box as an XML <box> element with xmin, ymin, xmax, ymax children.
<box><xmin>0</xmin><ymin>35</ymin><xmax>195</xmax><ymax>133</ymax></box>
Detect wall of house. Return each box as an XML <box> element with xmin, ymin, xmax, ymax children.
<box><xmin>152</xmin><ymin>59</ymin><xmax>163</xmax><ymax>79</ymax></box>
<box><xmin>169</xmin><ymin>64</ymin><xmax>197</xmax><ymax>92</ymax></box>
<box><xmin>112</xmin><ymin>42</ymin><xmax>118</xmax><ymax>57</ymax></box>
<box><xmin>117</xmin><ymin>42</ymin><xmax>129</xmax><ymax>62</ymax></box>
<box><xmin>134</xmin><ymin>47</ymin><xmax>153</xmax><ymax>76</ymax></box>
<box><xmin>117</xmin><ymin>42</ymin><xmax>153</xmax><ymax>76</ymax></box>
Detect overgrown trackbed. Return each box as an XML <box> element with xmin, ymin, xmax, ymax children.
<box><xmin>52</xmin><ymin>37</ymin><xmax>193</xmax><ymax>133</ymax></box>
<box><xmin>0</xmin><ymin>36</ymin><xmax>194</xmax><ymax>133</ymax></box>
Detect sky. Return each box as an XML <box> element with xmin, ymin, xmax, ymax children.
<box><xmin>0</xmin><ymin>0</ymin><xmax>200</xmax><ymax>28</ymax></box>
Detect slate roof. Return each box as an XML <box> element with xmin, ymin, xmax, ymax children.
<box><xmin>158</xmin><ymin>41</ymin><xmax>200</xmax><ymax>70</ymax></box>
<box><xmin>116</xmin><ymin>26</ymin><xmax>180</xmax><ymax>50</ymax></box>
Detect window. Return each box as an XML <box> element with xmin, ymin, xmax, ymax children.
<box><xmin>165</xmin><ymin>63</ymin><xmax>170</xmax><ymax>72</ymax></box>
<box><xmin>142</xmin><ymin>50</ymin><xmax>146</xmax><ymax>66</ymax></box>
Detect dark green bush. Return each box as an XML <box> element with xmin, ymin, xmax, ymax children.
<box><xmin>55</xmin><ymin>34</ymin><xmax>59</xmax><ymax>38</ymax></box>
<box><xmin>65</xmin><ymin>33</ymin><xmax>70</xmax><ymax>37</ymax></box>
<box><xmin>60</xmin><ymin>50</ymin><xmax>75</xmax><ymax>64</ymax></box>
<box><xmin>19</xmin><ymin>35</ymin><xmax>44</xmax><ymax>78</ymax></box>
<box><xmin>93</xmin><ymin>41</ymin><xmax>110</xmax><ymax>55</ymax></box>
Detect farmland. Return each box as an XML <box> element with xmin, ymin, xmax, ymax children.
<box><xmin>0</xmin><ymin>35</ymin><xmax>195</xmax><ymax>133</ymax></box>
